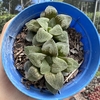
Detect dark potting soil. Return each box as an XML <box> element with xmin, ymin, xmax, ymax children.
<box><xmin>13</xmin><ymin>26</ymin><xmax>84</xmax><ymax>92</ymax></box>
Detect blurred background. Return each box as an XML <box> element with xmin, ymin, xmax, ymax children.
<box><xmin>0</xmin><ymin>0</ymin><xmax>100</xmax><ymax>33</ymax></box>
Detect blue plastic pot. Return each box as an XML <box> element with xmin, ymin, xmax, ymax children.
<box><xmin>1</xmin><ymin>2</ymin><xmax>100</xmax><ymax>100</ymax></box>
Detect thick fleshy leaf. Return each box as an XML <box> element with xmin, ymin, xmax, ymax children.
<box><xmin>26</xmin><ymin>66</ymin><xmax>43</xmax><ymax>81</ymax></box>
<box><xmin>45</xmin><ymin>82</ymin><xmax>58</xmax><ymax>94</ymax></box>
<box><xmin>51</xmin><ymin>57</ymin><xmax>68</xmax><ymax>73</ymax></box>
<box><xmin>54</xmin><ymin>31</ymin><xmax>69</xmax><ymax>43</ymax></box>
<box><xmin>62</xmin><ymin>57</ymin><xmax>79</xmax><ymax>73</ymax></box>
<box><xmin>49</xmin><ymin>24</ymin><xmax>63</xmax><ymax>36</ymax></box>
<box><xmin>40</xmin><ymin>11</ymin><xmax>45</xmax><ymax>17</ymax></box>
<box><xmin>24</xmin><ymin>45</ymin><xmax>41</xmax><ymax>56</ymax></box>
<box><xmin>24</xmin><ymin>61</ymin><xmax>32</xmax><ymax>72</ymax></box>
<box><xmin>26</xmin><ymin>31</ymin><xmax>35</xmax><ymax>42</ymax></box>
<box><xmin>42</xmin><ymin>39</ymin><xmax>58</xmax><ymax>56</ymax></box>
<box><xmin>45</xmin><ymin>56</ymin><xmax>53</xmax><ymax>65</ymax></box>
<box><xmin>40</xmin><ymin>6</ymin><xmax>58</xmax><ymax>19</ymax></box>
<box><xmin>25</xmin><ymin>19</ymin><xmax>40</xmax><ymax>32</ymax></box>
<box><xmin>40</xmin><ymin>60</ymin><xmax>50</xmax><ymax>74</ymax></box>
<box><xmin>32</xmin><ymin>35</ymin><xmax>42</xmax><ymax>46</ymax></box>
<box><xmin>37</xmin><ymin>17</ymin><xmax>49</xmax><ymax>30</ymax></box>
<box><xmin>45</xmin><ymin>6</ymin><xmax>58</xmax><ymax>19</ymax></box>
<box><xmin>48</xmin><ymin>18</ymin><xmax>56</xmax><ymax>28</ymax></box>
<box><xmin>45</xmin><ymin>72</ymin><xmax>64</xmax><ymax>90</ymax></box>
<box><xmin>55</xmin><ymin>14</ymin><xmax>72</xmax><ymax>29</ymax></box>
<box><xmin>62</xmin><ymin>72</ymin><xmax>69</xmax><ymax>77</ymax></box>
<box><xmin>36</xmin><ymin>28</ymin><xmax>52</xmax><ymax>43</ymax></box>
<box><xmin>56</xmin><ymin>42</ymin><xmax>69</xmax><ymax>56</ymax></box>
<box><xmin>28</xmin><ymin>53</ymin><xmax>46</xmax><ymax>68</ymax></box>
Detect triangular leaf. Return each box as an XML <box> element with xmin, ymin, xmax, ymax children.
<box><xmin>25</xmin><ymin>19</ymin><xmax>40</xmax><ymax>32</ymax></box>
<box><xmin>45</xmin><ymin>6</ymin><xmax>58</xmax><ymax>19</ymax></box>
<box><xmin>24</xmin><ymin>45</ymin><xmax>41</xmax><ymax>56</ymax></box>
<box><xmin>56</xmin><ymin>42</ymin><xmax>69</xmax><ymax>56</ymax></box>
<box><xmin>62</xmin><ymin>57</ymin><xmax>79</xmax><ymax>73</ymax></box>
<box><xmin>55</xmin><ymin>14</ymin><xmax>72</xmax><ymax>29</ymax></box>
<box><xmin>48</xmin><ymin>18</ymin><xmax>56</xmax><ymax>28</ymax></box>
<box><xmin>45</xmin><ymin>72</ymin><xmax>64</xmax><ymax>90</ymax></box>
<box><xmin>40</xmin><ymin>60</ymin><xmax>50</xmax><ymax>74</ymax></box>
<box><xmin>49</xmin><ymin>24</ymin><xmax>63</xmax><ymax>36</ymax></box>
<box><xmin>26</xmin><ymin>66</ymin><xmax>43</xmax><ymax>81</ymax></box>
<box><xmin>40</xmin><ymin>11</ymin><xmax>45</xmax><ymax>17</ymax></box>
<box><xmin>36</xmin><ymin>28</ymin><xmax>52</xmax><ymax>43</ymax></box>
<box><xmin>28</xmin><ymin>53</ymin><xmax>46</xmax><ymax>68</ymax></box>
<box><xmin>24</xmin><ymin>61</ymin><xmax>32</xmax><ymax>72</ymax></box>
<box><xmin>26</xmin><ymin>31</ymin><xmax>35</xmax><ymax>42</ymax></box>
<box><xmin>54</xmin><ymin>31</ymin><xmax>69</xmax><ymax>43</ymax></box>
<box><xmin>32</xmin><ymin>35</ymin><xmax>42</xmax><ymax>46</ymax></box>
<box><xmin>62</xmin><ymin>72</ymin><xmax>69</xmax><ymax>77</ymax></box>
<box><xmin>45</xmin><ymin>56</ymin><xmax>53</xmax><ymax>65</ymax></box>
<box><xmin>51</xmin><ymin>57</ymin><xmax>68</xmax><ymax>73</ymax></box>
<box><xmin>37</xmin><ymin>17</ymin><xmax>49</xmax><ymax>30</ymax></box>
<box><xmin>42</xmin><ymin>39</ymin><xmax>58</xmax><ymax>56</ymax></box>
<box><xmin>45</xmin><ymin>82</ymin><xmax>58</xmax><ymax>94</ymax></box>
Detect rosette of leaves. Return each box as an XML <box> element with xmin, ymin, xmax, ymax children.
<box><xmin>24</xmin><ymin>6</ymin><xmax>79</xmax><ymax>94</ymax></box>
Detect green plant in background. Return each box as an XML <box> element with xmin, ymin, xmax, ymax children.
<box><xmin>87</xmin><ymin>12</ymin><xmax>100</xmax><ymax>33</ymax></box>
<box><xmin>87</xmin><ymin>11</ymin><xmax>100</xmax><ymax>76</ymax></box>
<box><xmin>0</xmin><ymin>14</ymin><xmax>15</xmax><ymax>33</ymax></box>
<box><xmin>24</xmin><ymin>6</ymin><xmax>80</xmax><ymax>94</ymax></box>
<box><xmin>87</xmin><ymin>12</ymin><xmax>100</xmax><ymax>19</ymax></box>
<box><xmin>96</xmin><ymin>70</ymin><xmax>100</xmax><ymax>76</ymax></box>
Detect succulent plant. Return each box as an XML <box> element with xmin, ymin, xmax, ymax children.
<box><xmin>24</xmin><ymin>6</ymin><xmax>79</xmax><ymax>94</ymax></box>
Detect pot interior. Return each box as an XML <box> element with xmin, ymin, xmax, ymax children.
<box><xmin>2</xmin><ymin>2</ymin><xmax>100</xmax><ymax>100</ymax></box>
